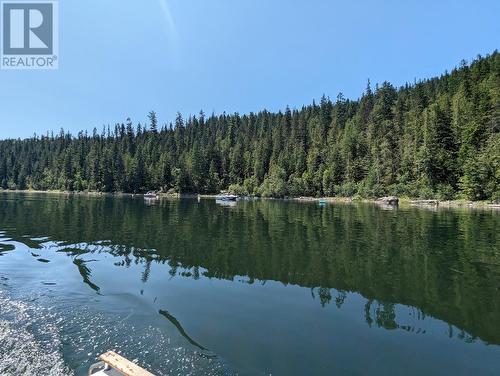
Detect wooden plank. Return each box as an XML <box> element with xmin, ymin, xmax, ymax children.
<box><xmin>99</xmin><ymin>351</ymin><xmax>155</xmax><ymax>376</ymax></box>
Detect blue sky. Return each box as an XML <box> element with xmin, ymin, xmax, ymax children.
<box><xmin>1</xmin><ymin>0</ymin><xmax>499</xmax><ymax>139</ymax></box>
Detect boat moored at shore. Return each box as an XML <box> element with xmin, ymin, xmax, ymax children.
<box><xmin>215</xmin><ymin>194</ymin><xmax>238</xmax><ymax>201</ymax></box>
<box><xmin>144</xmin><ymin>191</ymin><xmax>158</xmax><ymax>199</ymax></box>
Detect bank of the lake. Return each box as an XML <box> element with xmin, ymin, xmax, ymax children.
<box><xmin>1</xmin><ymin>188</ymin><xmax>499</xmax><ymax>210</ymax></box>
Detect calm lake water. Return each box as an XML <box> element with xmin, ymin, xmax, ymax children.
<box><xmin>0</xmin><ymin>192</ymin><xmax>499</xmax><ymax>375</ymax></box>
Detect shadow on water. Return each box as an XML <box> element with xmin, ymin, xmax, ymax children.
<box><xmin>158</xmin><ymin>309</ymin><xmax>216</xmax><ymax>358</ymax></box>
<box><xmin>73</xmin><ymin>259</ymin><xmax>101</xmax><ymax>293</ymax></box>
<box><xmin>0</xmin><ymin>192</ymin><xmax>499</xmax><ymax>346</ymax></box>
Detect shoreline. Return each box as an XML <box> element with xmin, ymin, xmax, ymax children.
<box><xmin>1</xmin><ymin>189</ymin><xmax>499</xmax><ymax>210</ymax></box>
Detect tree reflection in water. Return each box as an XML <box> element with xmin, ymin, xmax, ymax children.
<box><xmin>0</xmin><ymin>193</ymin><xmax>499</xmax><ymax>345</ymax></box>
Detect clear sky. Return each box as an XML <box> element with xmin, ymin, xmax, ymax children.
<box><xmin>1</xmin><ymin>0</ymin><xmax>499</xmax><ymax>139</ymax></box>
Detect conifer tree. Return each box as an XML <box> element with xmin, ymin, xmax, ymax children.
<box><xmin>0</xmin><ymin>53</ymin><xmax>498</xmax><ymax>200</ymax></box>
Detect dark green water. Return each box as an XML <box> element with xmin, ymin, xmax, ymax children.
<box><xmin>0</xmin><ymin>192</ymin><xmax>499</xmax><ymax>375</ymax></box>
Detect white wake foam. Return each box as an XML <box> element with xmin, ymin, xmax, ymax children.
<box><xmin>0</xmin><ymin>291</ymin><xmax>73</xmax><ymax>376</ymax></box>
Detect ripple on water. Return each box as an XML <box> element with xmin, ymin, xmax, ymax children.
<box><xmin>0</xmin><ymin>284</ymin><xmax>233</xmax><ymax>376</ymax></box>
<box><xmin>58</xmin><ymin>303</ymin><xmax>232</xmax><ymax>376</ymax></box>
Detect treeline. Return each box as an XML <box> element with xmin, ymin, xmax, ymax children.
<box><xmin>0</xmin><ymin>52</ymin><xmax>499</xmax><ymax>200</ymax></box>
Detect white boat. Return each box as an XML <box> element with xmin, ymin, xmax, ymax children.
<box><xmin>215</xmin><ymin>194</ymin><xmax>238</xmax><ymax>201</ymax></box>
<box><xmin>89</xmin><ymin>351</ymin><xmax>154</xmax><ymax>376</ymax></box>
<box><xmin>144</xmin><ymin>191</ymin><xmax>158</xmax><ymax>199</ymax></box>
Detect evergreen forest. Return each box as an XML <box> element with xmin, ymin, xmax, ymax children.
<box><xmin>1</xmin><ymin>52</ymin><xmax>499</xmax><ymax>200</ymax></box>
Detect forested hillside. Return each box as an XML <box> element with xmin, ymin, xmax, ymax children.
<box><xmin>1</xmin><ymin>52</ymin><xmax>499</xmax><ymax>200</ymax></box>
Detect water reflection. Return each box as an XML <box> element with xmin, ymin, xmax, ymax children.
<box><xmin>73</xmin><ymin>259</ymin><xmax>101</xmax><ymax>293</ymax></box>
<box><xmin>0</xmin><ymin>192</ymin><xmax>499</xmax><ymax>350</ymax></box>
<box><xmin>0</xmin><ymin>243</ymin><xmax>15</xmax><ymax>254</ymax></box>
<box><xmin>215</xmin><ymin>199</ymin><xmax>237</xmax><ymax>208</ymax></box>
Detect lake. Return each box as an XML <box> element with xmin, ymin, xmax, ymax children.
<box><xmin>0</xmin><ymin>192</ymin><xmax>499</xmax><ymax>375</ymax></box>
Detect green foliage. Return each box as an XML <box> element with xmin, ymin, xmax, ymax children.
<box><xmin>258</xmin><ymin>166</ymin><xmax>287</xmax><ymax>197</ymax></box>
<box><xmin>228</xmin><ymin>183</ymin><xmax>247</xmax><ymax>196</ymax></box>
<box><xmin>0</xmin><ymin>52</ymin><xmax>498</xmax><ymax>200</ymax></box>
<box><xmin>460</xmin><ymin>133</ymin><xmax>500</xmax><ymax>200</ymax></box>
